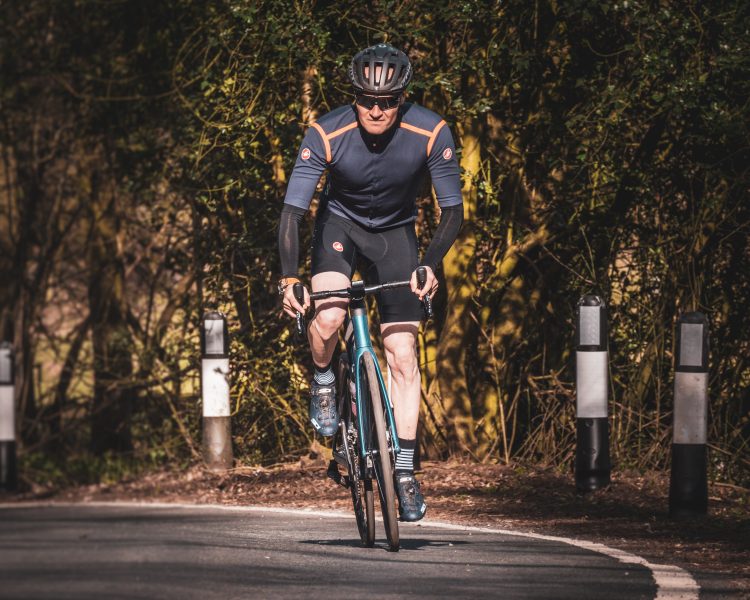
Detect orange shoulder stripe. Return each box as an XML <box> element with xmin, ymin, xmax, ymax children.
<box><xmin>328</xmin><ymin>121</ymin><xmax>358</xmax><ymax>140</ymax></box>
<box><xmin>400</xmin><ymin>122</ymin><xmax>433</xmax><ymax>138</ymax></box>
<box><xmin>311</xmin><ymin>122</ymin><xmax>331</xmax><ymax>163</ymax></box>
<box><xmin>426</xmin><ymin>120</ymin><xmax>446</xmax><ymax>157</ymax></box>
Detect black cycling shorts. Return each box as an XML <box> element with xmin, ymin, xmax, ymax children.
<box><xmin>311</xmin><ymin>211</ymin><xmax>423</xmax><ymax>323</ymax></box>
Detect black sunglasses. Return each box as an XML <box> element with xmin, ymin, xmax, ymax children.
<box><xmin>355</xmin><ymin>94</ymin><xmax>401</xmax><ymax>110</ymax></box>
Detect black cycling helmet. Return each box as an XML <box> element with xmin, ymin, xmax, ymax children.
<box><xmin>349</xmin><ymin>43</ymin><xmax>412</xmax><ymax>95</ymax></box>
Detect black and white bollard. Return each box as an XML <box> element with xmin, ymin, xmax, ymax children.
<box><xmin>575</xmin><ymin>295</ymin><xmax>611</xmax><ymax>492</ymax></box>
<box><xmin>0</xmin><ymin>342</ymin><xmax>17</xmax><ymax>492</ymax></box>
<box><xmin>200</xmin><ymin>312</ymin><xmax>233</xmax><ymax>472</ymax></box>
<box><xmin>669</xmin><ymin>312</ymin><xmax>709</xmax><ymax>517</ymax></box>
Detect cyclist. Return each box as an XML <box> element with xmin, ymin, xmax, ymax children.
<box><xmin>278</xmin><ymin>43</ymin><xmax>463</xmax><ymax>522</ymax></box>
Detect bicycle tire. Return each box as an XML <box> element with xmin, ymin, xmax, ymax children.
<box><xmin>337</xmin><ymin>356</ymin><xmax>375</xmax><ymax>547</ymax></box>
<box><xmin>361</xmin><ymin>353</ymin><xmax>400</xmax><ymax>551</ymax></box>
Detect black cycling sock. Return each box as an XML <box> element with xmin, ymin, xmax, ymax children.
<box><xmin>314</xmin><ymin>361</ymin><xmax>334</xmax><ymax>385</ymax></box>
<box><xmin>395</xmin><ymin>437</ymin><xmax>417</xmax><ymax>474</ymax></box>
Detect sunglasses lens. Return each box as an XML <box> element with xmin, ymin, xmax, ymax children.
<box><xmin>382</xmin><ymin>96</ymin><xmax>400</xmax><ymax>109</ymax></box>
<box><xmin>356</xmin><ymin>96</ymin><xmax>375</xmax><ymax>109</ymax></box>
<box><xmin>356</xmin><ymin>95</ymin><xmax>399</xmax><ymax>110</ymax></box>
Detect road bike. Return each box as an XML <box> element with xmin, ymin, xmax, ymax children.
<box><xmin>293</xmin><ymin>268</ymin><xmax>432</xmax><ymax>552</ymax></box>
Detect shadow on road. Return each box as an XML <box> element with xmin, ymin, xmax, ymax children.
<box><xmin>300</xmin><ymin>538</ymin><xmax>470</xmax><ymax>551</ymax></box>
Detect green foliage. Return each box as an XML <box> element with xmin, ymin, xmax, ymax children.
<box><xmin>2</xmin><ymin>0</ymin><xmax>748</xmax><ymax>485</ymax></box>
<box><xmin>20</xmin><ymin>449</ymin><xmax>163</xmax><ymax>488</ymax></box>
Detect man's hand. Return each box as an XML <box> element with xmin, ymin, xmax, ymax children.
<box><xmin>282</xmin><ymin>283</ymin><xmax>310</xmax><ymax>318</ymax></box>
<box><xmin>410</xmin><ymin>266</ymin><xmax>438</xmax><ymax>299</ymax></box>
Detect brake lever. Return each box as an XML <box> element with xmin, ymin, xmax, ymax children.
<box><xmin>293</xmin><ymin>282</ymin><xmax>306</xmax><ymax>341</ymax></box>
<box><xmin>416</xmin><ymin>266</ymin><xmax>433</xmax><ymax>321</ymax></box>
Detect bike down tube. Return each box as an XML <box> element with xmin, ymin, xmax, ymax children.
<box><xmin>349</xmin><ymin>301</ymin><xmax>401</xmax><ymax>459</ymax></box>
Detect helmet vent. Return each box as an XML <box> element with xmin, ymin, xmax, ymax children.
<box><xmin>350</xmin><ymin>43</ymin><xmax>412</xmax><ymax>94</ymax></box>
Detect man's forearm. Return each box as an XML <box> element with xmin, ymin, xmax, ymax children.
<box><xmin>278</xmin><ymin>204</ymin><xmax>307</xmax><ymax>277</ymax></box>
<box><xmin>420</xmin><ymin>204</ymin><xmax>464</xmax><ymax>271</ymax></box>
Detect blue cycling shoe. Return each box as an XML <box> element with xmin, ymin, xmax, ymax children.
<box><xmin>309</xmin><ymin>381</ymin><xmax>338</xmax><ymax>437</ymax></box>
<box><xmin>395</xmin><ymin>473</ymin><xmax>427</xmax><ymax>522</ymax></box>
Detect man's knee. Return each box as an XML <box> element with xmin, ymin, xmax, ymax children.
<box><xmin>312</xmin><ymin>305</ymin><xmax>346</xmax><ymax>338</ymax></box>
<box><xmin>385</xmin><ymin>343</ymin><xmax>418</xmax><ymax>382</ymax></box>
<box><xmin>382</xmin><ymin>323</ymin><xmax>419</xmax><ymax>379</ymax></box>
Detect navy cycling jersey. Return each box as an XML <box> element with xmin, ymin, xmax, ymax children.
<box><xmin>283</xmin><ymin>102</ymin><xmax>462</xmax><ymax>230</ymax></box>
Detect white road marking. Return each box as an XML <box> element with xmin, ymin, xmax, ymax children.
<box><xmin>415</xmin><ymin>519</ymin><xmax>700</xmax><ymax>600</ymax></box>
<box><xmin>1</xmin><ymin>501</ymin><xmax>699</xmax><ymax>599</ymax></box>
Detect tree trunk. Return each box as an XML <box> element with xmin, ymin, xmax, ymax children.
<box><xmin>428</xmin><ymin>115</ymin><xmax>481</xmax><ymax>456</ymax></box>
<box><xmin>88</xmin><ymin>169</ymin><xmax>134</xmax><ymax>455</ymax></box>
<box><xmin>474</xmin><ymin>125</ymin><xmax>553</xmax><ymax>460</ymax></box>
<box><xmin>301</xmin><ymin>64</ymin><xmax>318</xmax><ymax>126</ymax></box>
<box><xmin>50</xmin><ymin>316</ymin><xmax>90</xmax><ymax>448</ymax></box>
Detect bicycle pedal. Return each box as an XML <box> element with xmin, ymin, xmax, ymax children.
<box><xmin>326</xmin><ymin>459</ymin><xmax>352</xmax><ymax>489</ymax></box>
<box><xmin>326</xmin><ymin>460</ymin><xmax>343</xmax><ymax>484</ymax></box>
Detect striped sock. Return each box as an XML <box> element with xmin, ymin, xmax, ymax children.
<box><xmin>395</xmin><ymin>437</ymin><xmax>416</xmax><ymax>474</ymax></box>
<box><xmin>314</xmin><ymin>361</ymin><xmax>335</xmax><ymax>385</ymax></box>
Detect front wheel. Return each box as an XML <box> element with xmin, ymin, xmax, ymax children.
<box><xmin>362</xmin><ymin>353</ymin><xmax>399</xmax><ymax>551</ymax></box>
<box><xmin>338</xmin><ymin>355</ymin><xmax>374</xmax><ymax>547</ymax></box>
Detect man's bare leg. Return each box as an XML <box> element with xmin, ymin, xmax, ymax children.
<box><xmin>309</xmin><ymin>271</ymin><xmax>350</xmax><ymax>368</ymax></box>
<box><xmin>382</xmin><ymin>320</ymin><xmax>426</xmax><ymax>521</ymax></box>
<box><xmin>305</xmin><ymin>271</ymin><xmax>349</xmax><ymax>436</ymax></box>
<box><xmin>381</xmin><ymin>322</ymin><xmax>421</xmax><ymax>438</ymax></box>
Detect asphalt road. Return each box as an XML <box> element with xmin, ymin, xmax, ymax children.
<box><xmin>0</xmin><ymin>504</ymin><xmax>694</xmax><ymax>599</ymax></box>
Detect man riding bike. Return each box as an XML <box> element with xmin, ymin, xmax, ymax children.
<box><xmin>278</xmin><ymin>43</ymin><xmax>463</xmax><ymax>522</ymax></box>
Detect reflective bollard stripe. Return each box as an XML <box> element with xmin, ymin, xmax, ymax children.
<box><xmin>669</xmin><ymin>312</ymin><xmax>709</xmax><ymax>517</ymax></box>
<box><xmin>0</xmin><ymin>342</ymin><xmax>17</xmax><ymax>491</ymax></box>
<box><xmin>574</xmin><ymin>296</ymin><xmax>611</xmax><ymax>493</ymax></box>
<box><xmin>200</xmin><ymin>313</ymin><xmax>233</xmax><ymax>472</ymax></box>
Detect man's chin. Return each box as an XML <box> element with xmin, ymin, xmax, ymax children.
<box><xmin>364</xmin><ymin>123</ymin><xmax>388</xmax><ymax>135</ymax></box>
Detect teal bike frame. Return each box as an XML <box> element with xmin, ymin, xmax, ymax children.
<box><xmin>344</xmin><ymin>280</ymin><xmax>401</xmax><ymax>459</ymax></box>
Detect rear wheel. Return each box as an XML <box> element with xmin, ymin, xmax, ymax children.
<box><xmin>337</xmin><ymin>356</ymin><xmax>374</xmax><ymax>547</ymax></box>
<box><xmin>362</xmin><ymin>353</ymin><xmax>399</xmax><ymax>551</ymax></box>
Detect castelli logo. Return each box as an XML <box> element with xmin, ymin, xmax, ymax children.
<box><xmin>332</xmin><ymin>241</ymin><xmax>344</xmax><ymax>252</ymax></box>
<box><xmin>443</xmin><ymin>148</ymin><xmax>453</xmax><ymax>160</ymax></box>
<box><xmin>301</xmin><ymin>148</ymin><xmax>311</xmax><ymax>160</ymax></box>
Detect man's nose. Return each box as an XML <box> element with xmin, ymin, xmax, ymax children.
<box><xmin>369</xmin><ymin>105</ymin><xmax>383</xmax><ymax>118</ymax></box>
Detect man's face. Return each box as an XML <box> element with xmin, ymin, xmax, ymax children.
<box><xmin>355</xmin><ymin>94</ymin><xmax>404</xmax><ymax>135</ymax></box>
<box><xmin>355</xmin><ymin>63</ymin><xmax>404</xmax><ymax>135</ymax></box>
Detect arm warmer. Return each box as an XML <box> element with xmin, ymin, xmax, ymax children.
<box><xmin>278</xmin><ymin>204</ymin><xmax>308</xmax><ymax>278</ymax></box>
<box><xmin>420</xmin><ymin>204</ymin><xmax>464</xmax><ymax>271</ymax></box>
